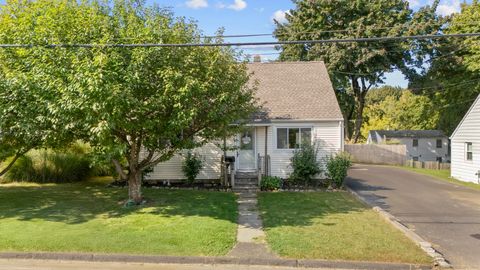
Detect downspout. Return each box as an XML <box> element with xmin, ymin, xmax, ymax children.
<box><xmin>264</xmin><ymin>126</ymin><xmax>268</xmax><ymax>176</ymax></box>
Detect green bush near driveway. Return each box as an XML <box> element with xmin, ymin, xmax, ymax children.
<box><xmin>258</xmin><ymin>192</ymin><xmax>431</xmax><ymax>264</ymax></box>
<box><xmin>0</xmin><ymin>180</ymin><xmax>237</xmax><ymax>256</ymax></box>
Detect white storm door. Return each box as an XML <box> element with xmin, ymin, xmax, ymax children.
<box><xmin>238</xmin><ymin>128</ymin><xmax>256</xmax><ymax>171</ymax></box>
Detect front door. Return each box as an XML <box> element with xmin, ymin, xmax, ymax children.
<box><xmin>238</xmin><ymin>128</ymin><xmax>256</xmax><ymax>171</ymax></box>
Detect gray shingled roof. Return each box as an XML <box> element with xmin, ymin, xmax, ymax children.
<box><xmin>247</xmin><ymin>61</ymin><xmax>343</xmax><ymax>121</ymax></box>
<box><xmin>369</xmin><ymin>130</ymin><xmax>447</xmax><ymax>143</ymax></box>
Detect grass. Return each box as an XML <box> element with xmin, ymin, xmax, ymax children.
<box><xmin>258</xmin><ymin>192</ymin><xmax>431</xmax><ymax>264</ymax></box>
<box><xmin>0</xmin><ymin>179</ymin><xmax>237</xmax><ymax>256</ymax></box>
<box><xmin>397</xmin><ymin>166</ymin><xmax>480</xmax><ymax>191</ymax></box>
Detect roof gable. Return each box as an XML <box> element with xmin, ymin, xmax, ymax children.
<box><xmin>450</xmin><ymin>94</ymin><xmax>480</xmax><ymax>139</ymax></box>
<box><xmin>247</xmin><ymin>61</ymin><xmax>343</xmax><ymax>121</ymax></box>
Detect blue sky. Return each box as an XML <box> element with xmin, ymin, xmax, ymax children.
<box><xmin>148</xmin><ymin>0</ymin><xmax>469</xmax><ymax>88</ymax></box>
<box><xmin>0</xmin><ymin>0</ymin><xmax>469</xmax><ymax>87</ymax></box>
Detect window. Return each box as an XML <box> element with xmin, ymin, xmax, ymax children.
<box><xmin>276</xmin><ymin>128</ymin><xmax>312</xmax><ymax>149</ymax></box>
<box><xmin>436</xmin><ymin>157</ymin><xmax>443</xmax><ymax>162</ymax></box>
<box><xmin>412</xmin><ymin>139</ymin><xmax>418</xmax><ymax>147</ymax></box>
<box><xmin>436</xmin><ymin>139</ymin><xmax>442</xmax><ymax>149</ymax></box>
<box><xmin>412</xmin><ymin>157</ymin><xmax>419</xmax><ymax>161</ymax></box>
<box><xmin>466</xmin><ymin>142</ymin><xmax>473</xmax><ymax>161</ymax></box>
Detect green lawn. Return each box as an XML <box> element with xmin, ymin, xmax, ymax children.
<box><xmin>258</xmin><ymin>192</ymin><xmax>431</xmax><ymax>264</ymax></box>
<box><xmin>0</xmin><ymin>180</ymin><xmax>237</xmax><ymax>256</ymax></box>
<box><xmin>398</xmin><ymin>167</ymin><xmax>480</xmax><ymax>191</ymax></box>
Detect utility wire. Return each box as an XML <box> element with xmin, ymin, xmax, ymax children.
<box><xmin>1</xmin><ymin>33</ymin><xmax>480</xmax><ymax>48</ymax></box>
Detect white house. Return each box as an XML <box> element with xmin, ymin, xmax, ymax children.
<box><xmin>367</xmin><ymin>130</ymin><xmax>450</xmax><ymax>162</ymax></box>
<box><xmin>451</xmin><ymin>94</ymin><xmax>480</xmax><ymax>184</ymax></box>
<box><xmin>145</xmin><ymin>61</ymin><xmax>344</xmax><ymax>182</ymax></box>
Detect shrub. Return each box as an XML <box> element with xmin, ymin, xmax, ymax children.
<box><xmin>289</xmin><ymin>144</ymin><xmax>321</xmax><ymax>186</ymax></box>
<box><xmin>326</xmin><ymin>152</ymin><xmax>352</xmax><ymax>188</ymax></box>
<box><xmin>260</xmin><ymin>176</ymin><xmax>282</xmax><ymax>191</ymax></box>
<box><xmin>182</xmin><ymin>152</ymin><xmax>203</xmax><ymax>185</ymax></box>
<box><xmin>4</xmin><ymin>149</ymin><xmax>91</xmax><ymax>183</ymax></box>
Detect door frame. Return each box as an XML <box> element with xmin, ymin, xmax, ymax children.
<box><xmin>236</xmin><ymin>127</ymin><xmax>257</xmax><ymax>172</ymax></box>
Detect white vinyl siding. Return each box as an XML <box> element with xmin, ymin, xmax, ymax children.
<box><xmin>451</xmin><ymin>95</ymin><xmax>480</xmax><ymax>184</ymax></box>
<box><xmin>268</xmin><ymin>121</ymin><xmax>342</xmax><ymax>179</ymax></box>
<box><xmin>145</xmin><ymin>142</ymin><xmax>223</xmax><ymax>181</ymax></box>
<box><xmin>144</xmin><ymin>120</ymin><xmax>343</xmax><ymax>181</ymax></box>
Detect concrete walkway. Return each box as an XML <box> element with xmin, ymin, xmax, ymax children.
<box><xmin>227</xmin><ymin>191</ymin><xmax>278</xmax><ymax>259</ymax></box>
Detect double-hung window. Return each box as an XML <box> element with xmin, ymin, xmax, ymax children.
<box><xmin>436</xmin><ymin>139</ymin><xmax>442</xmax><ymax>149</ymax></box>
<box><xmin>466</xmin><ymin>142</ymin><xmax>473</xmax><ymax>161</ymax></box>
<box><xmin>277</xmin><ymin>128</ymin><xmax>312</xmax><ymax>149</ymax></box>
<box><xmin>412</xmin><ymin>139</ymin><xmax>419</xmax><ymax>147</ymax></box>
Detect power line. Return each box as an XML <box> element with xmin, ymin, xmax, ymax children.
<box><xmin>1</xmin><ymin>33</ymin><xmax>480</xmax><ymax>48</ymax></box>
<box><xmin>203</xmin><ymin>21</ymin><xmax>480</xmax><ymax>39</ymax></box>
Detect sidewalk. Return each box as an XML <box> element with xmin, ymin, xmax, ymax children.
<box><xmin>0</xmin><ymin>259</ymin><xmax>343</xmax><ymax>270</ymax></box>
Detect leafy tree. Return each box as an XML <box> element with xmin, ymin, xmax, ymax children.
<box><xmin>361</xmin><ymin>90</ymin><xmax>439</xmax><ymax>138</ymax></box>
<box><xmin>274</xmin><ymin>0</ymin><xmax>444</xmax><ymax>142</ymax></box>
<box><xmin>409</xmin><ymin>1</ymin><xmax>480</xmax><ymax>134</ymax></box>
<box><xmin>0</xmin><ymin>0</ymin><xmax>256</xmax><ymax>203</ymax></box>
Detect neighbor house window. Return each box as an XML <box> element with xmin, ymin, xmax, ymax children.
<box><xmin>276</xmin><ymin>128</ymin><xmax>312</xmax><ymax>149</ymax></box>
<box><xmin>412</xmin><ymin>157</ymin><xmax>419</xmax><ymax>161</ymax></box>
<box><xmin>436</xmin><ymin>139</ymin><xmax>442</xmax><ymax>149</ymax></box>
<box><xmin>413</xmin><ymin>139</ymin><xmax>418</xmax><ymax>147</ymax></box>
<box><xmin>436</xmin><ymin>157</ymin><xmax>443</xmax><ymax>162</ymax></box>
<box><xmin>466</xmin><ymin>142</ymin><xmax>473</xmax><ymax>161</ymax></box>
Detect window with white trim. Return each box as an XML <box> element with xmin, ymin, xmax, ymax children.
<box><xmin>276</xmin><ymin>128</ymin><xmax>312</xmax><ymax>149</ymax></box>
<box><xmin>466</xmin><ymin>142</ymin><xmax>473</xmax><ymax>161</ymax></box>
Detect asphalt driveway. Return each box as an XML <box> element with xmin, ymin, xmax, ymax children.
<box><xmin>346</xmin><ymin>164</ymin><xmax>480</xmax><ymax>270</ymax></box>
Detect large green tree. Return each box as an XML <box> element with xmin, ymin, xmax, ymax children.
<box><xmin>0</xmin><ymin>0</ymin><xmax>256</xmax><ymax>203</ymax></box>
<box><xmin>409</xmin><ymin>1</ymin><xmax>480</xmax><ymax>134</ymax></box>
<box><xmin>361</xmin><ymin>89</ymin><xmax>439</xmax><ymax>139</ymax></box>
<box><xmin>275</xmin><ymin>0</ymin><xmax>443</xmax><ymax>142</ymax></box>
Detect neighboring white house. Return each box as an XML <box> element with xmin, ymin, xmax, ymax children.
<box><xmin>450</xmin><ymin>94</ymin><xmax>480</xmax><ymax>184</ymax></box>
<box><xmin>145</xmin><ymin>61</ymin><xmax>344</xmax><ymax>181</ymax></box>
<box><xmin>367</xmin><ymin>130</ymin><xmax>450</xmax><ymax>162</ymax></box>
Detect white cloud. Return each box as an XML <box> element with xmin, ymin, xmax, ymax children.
<box><xmin>217</xmin><ymin>0</ymin><xmax>247</xmax><ymax>11</ymax></box>
<box><xmin>272</xmin><ymin>10</ymin><xmax>289</xmax><ymax>24</ymax></box>
<box><xmin>407</xmin><ymin>0</ymin><xmax>421</xmax><ymax>8</ymax></box>
<box><xmin>186</xmin><ymin>0</ymin><xmax>208</xmax><ymax>9</ymax></box>
<box><xmin>437</xmin><ymin>0</ymin><xmax>461</xmax><ymax>16</ymax></box>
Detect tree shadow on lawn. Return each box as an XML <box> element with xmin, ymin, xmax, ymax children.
<box><xmin>0</xmin><ymin>183</ymin><xmax>237</xmax><ymax>225</ymax></box>
<box><xmin>258</xmin><ymin>191</ymin><xmax>376</xmax><ymax>228</ymax></box>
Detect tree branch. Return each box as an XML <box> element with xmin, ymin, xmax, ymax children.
<box><xmin>0</xmin><ymin>151</ymin><xmax>26</xmax><ymax>177</ymax></box>
<box><xmin>112</xmin><ymin>159</ymin><xmax>127</xmax><ymax>181</ymax></box>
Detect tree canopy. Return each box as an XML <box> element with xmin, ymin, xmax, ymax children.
<box><xmin>361</xmin><ymin>89</ymin><xmax>439</xmax><ymax>139</ymax></box>
<box><xmin>0</xmin><ymin>0</ymin><xmax>257</xmax><ymax>203</ymax></box>
<box><xmin>409</xmin><ymin>1</ymin><xmax>480</xmax><ymax>134</ymax></box>
<box><xmin>275</xmin><ymin>0</ymin><xmax>443</xmax><ymax>142</ymax></box>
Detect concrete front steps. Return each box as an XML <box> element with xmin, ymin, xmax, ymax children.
<box><xmin>232</xmin><ymin>172</ymin><xmax>259</xmax><ymax>193</ymax></box>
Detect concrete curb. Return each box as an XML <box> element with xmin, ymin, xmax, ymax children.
<box><xmin>0</xmin><ymin>252</ymin><xmax>432</xmax><ymax>270</ymax></box>
<box><xmin>346</xmin><ymin>187</ymin><xmax>452</xmax><ymax>269</ymax></box>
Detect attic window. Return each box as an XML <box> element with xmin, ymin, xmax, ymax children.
<box><xmin>277</xmin><ymin>128</ymin><xmax>312</xmax><ymax>149</ymax></box>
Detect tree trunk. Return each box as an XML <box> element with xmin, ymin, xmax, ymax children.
<box><xmin>344</xmin><ymin>114</ymin><xmax>351</xmax><ymax>142</ymax></box>
<box><xmin>0</xmin><ymin>152</ymin><xmax>23</xmax><ymax>177</ymax></box>
<box><xmin>353</xmin><ymin>95</ymin><xmax>365</xmax><ymax>143</ymax></box>
<box><xmin>127</xmin><ymin>170</ymin><xmax>143</xmax><ymax>204</ymax></box>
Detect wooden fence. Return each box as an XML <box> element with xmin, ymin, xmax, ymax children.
<box><xmin>405</xmin><ymin>160</ymin><xmax>451</xmax><ymax>170</ymax></box>
<box><xmin>345</xmin><ymin>144</ymin><xmax>407</xmax><ymax>165</ymax></box>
